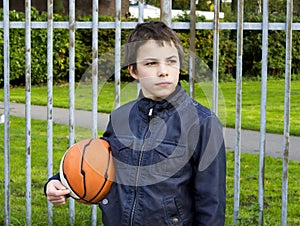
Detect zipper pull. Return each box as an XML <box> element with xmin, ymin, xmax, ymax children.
<box><xmin>148</xmin><ymin>108</ymin><xmax>153</xmax><ymax>117</ymax></box>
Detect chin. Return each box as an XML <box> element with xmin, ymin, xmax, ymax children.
<box><xmin>157</xmin><ymin>93</ymin><xmax>172</xmax><ymax>100</ymax></box>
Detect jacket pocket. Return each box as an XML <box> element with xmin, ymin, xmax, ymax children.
<box><xmin>163</xmin><ymin>196</ymin><xmax>184</xmax><ymax>226</ymax></box>
<box><xmin>109</xmin><ymin>137</ymin><xmax>133</xmax><ymax>167</ymax></box>
<box><xmin>109</xmin><ymin>137</ymin><xmax>136</xmax><ymax>185</ymax></box>
<box><xmin>151</xmin><ymin>142</ymin><xmax>190</xmax><ymax>178</ymax></box>
<box><xmin>98</xmin><ymin>184</ymin><xmax>122</xmax><ymax>225</ymax></box>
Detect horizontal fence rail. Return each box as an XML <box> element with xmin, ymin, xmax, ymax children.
<box><xmin>1</xmin><ymin>21</ymin><xmax>300</xmax><ymax>30</ymax></box>
<box><xmin>1</xmin><ymin>0</ymin><xmax>298</xmax><ymax>225</ymax></box>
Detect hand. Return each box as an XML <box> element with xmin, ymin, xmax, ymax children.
<box><xmin>46</xmin><ymin>180</ymin><xmax>70</xmax><ymax>206</ymax></box>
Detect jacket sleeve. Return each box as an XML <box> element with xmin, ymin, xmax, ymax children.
<box><xmin>192</xmin><ymin>114</ymin><xmax>226</xmax><ymax>225</ymax></box>
<box><xmin>101</xmin><ymin>115</ymin><xmax>113</xmax><ymax>141</ymax></box>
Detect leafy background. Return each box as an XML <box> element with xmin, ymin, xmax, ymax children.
<box><xmin>0</xmin><ymin>2</ymin><xmax>299</xmax><ymax>86</ymax></box>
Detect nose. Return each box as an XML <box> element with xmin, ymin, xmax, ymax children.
<box><xmin>158</xmin><ymin>62</ymin><xmax>168</xmax><ymax>77</ymax></box>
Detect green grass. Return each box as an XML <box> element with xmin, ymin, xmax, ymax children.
<box><xmin>226</xmin><ymin>151</ymin><xmax>300</xmax><ymax>225</ymax></box>
<box><xmin>216</xmin><ymin>80</ymin><xmax>300</xmax><ymax>136</ymax></box>
<box><xmin>1</xmin><ymin>117</ymin><xmax>300</xmax><ymax>225</ymax></box>
<box><xmin>1</xmin><ymin>80</ymin><xmax>299</xmax><ymax>136</ymax></box>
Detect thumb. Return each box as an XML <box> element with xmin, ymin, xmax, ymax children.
<box><xmin>51</xmin><ymin>180</ymin><xmax>70</xmax><ymax>194</ymax></box>
<box><xmin>57</xmin><ymin>183</ymin><xmax>70</xmax><ymax>194</ymax></box>
<box><xmin>55</xmin><ymin>181</ymin><xmax>68</xmax><ymax>190</ymax></box>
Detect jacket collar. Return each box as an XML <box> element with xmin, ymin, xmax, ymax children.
<box><xmin>137</xmin><ymin>84</ymin><xmax>187</xmax><ymax>119</ymax></box>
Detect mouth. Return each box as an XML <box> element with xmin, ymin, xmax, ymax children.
<box><xmin>155</xmin><ymin>82</ymin><xmax>171</xmax><ymax>87</ymax></box>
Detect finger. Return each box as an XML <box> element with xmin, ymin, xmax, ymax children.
<box><xmin>48</xmin><ymin>194</ymin><xmax>65</xmax><ymax>201</ymax></box>
<box><xmin>48</xmin><ymin>196</ymin><xmax>67</xmax><ymax>205</ymax></box>
<box><xmin>51</xmin><ymin>199</ymin><xmax>66</xmax><ymax>206</ymax></box>
<box><xmin>54</xmin><ymin>183</ymin><xmax>69</xmax><ymax>191</ymax></box>
<box><xmin>47</xmin><ymin>188</ymin><xmax>70</xmax><ymax>197</ymax></box>
<box><xmin>57</xmin><ymin>188</ymin><xmax>71</xmax><ymax>196</ymax></box>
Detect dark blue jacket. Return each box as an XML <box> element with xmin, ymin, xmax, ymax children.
<box><xmin>99</xmin><ymin>85</ymin><xmax>226</xmax><ymax>226</ymax></box>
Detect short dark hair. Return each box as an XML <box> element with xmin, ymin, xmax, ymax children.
<box><xmin>124</xmin><ymin>21</ymin><xmax>184</xmax><ymax>71</ymax></box>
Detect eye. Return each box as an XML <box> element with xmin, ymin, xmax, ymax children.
<box><xmin>145</xmin><ymin>61</ymin><xmax>158</xmax><ymax>66</ymax></box>
<box><xmin>168</xmin><ymin>59</ymin><xmax>177</xmax><ymax>64</ymax></box>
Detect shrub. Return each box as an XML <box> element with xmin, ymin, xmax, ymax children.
<box><xmin>0</xmin><ymin>7</ymin><xmax>299</xmax><ymax>87</ymax></box>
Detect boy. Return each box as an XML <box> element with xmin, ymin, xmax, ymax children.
<box><xmin>45</xmin><ymin>21</ymin><xmax>226</xmax><ymax>225</ymax></box>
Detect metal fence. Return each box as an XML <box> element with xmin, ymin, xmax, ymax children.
<box><xmin>1</xmin><ymin>0</ymin><xmax>299</xmax><ymax>225</ymax></box>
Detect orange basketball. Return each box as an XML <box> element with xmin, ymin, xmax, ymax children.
<box><xmin>59</xmin><ymin>138</ymin><xmax>114</xmax><ymax>204</ymax></box>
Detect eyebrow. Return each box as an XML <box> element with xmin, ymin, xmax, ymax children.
<box><xmin>166</xmin><ymin>55</ymin><xmax>178</xmax><ymax>59</ymax></box>
<box><xmin>141</xmin><ymin>55</ymin><xmax>178</xmax><ymax>61</ymax></box>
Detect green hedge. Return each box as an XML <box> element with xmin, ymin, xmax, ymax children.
<box><xmin>0</xmin><ymin>8</ymin><xmax>299</xmax><ymax>86</ymax></box>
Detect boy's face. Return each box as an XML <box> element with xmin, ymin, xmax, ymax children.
<box><xmin>128</xmin><ymin>40</ymin><xmax>180</xmax><ymax>101</ymax></box>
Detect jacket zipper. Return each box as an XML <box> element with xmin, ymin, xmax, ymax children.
<box><xmin>129</xmin><ymin>108</ymin><xmax>153</xmax><ymax>226</ymax></box>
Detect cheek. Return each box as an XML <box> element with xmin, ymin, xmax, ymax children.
<box><xmin>138</xmin><ymin>68</ymin><xmax>156</xmax><ymax>79</ymax></box>
<box><xmin>171</xmin><ymin>68</ymin><xmax>180</xmax><ymax>79</ymax></box>
<box><xmin>139</xmin><ymin>76</ymin><xmax>156</xmax><ymax>86</ymax></box>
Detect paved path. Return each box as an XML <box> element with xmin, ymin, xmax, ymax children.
<box><xmin>1</xmin><ymin>102</ymin><xmax>299</xmax><ymax>161</ymax></box>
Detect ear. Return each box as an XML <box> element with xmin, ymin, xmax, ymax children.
<box><xmin>128</xmin><ymin>65</ymin><xmax>138</xmax><ymax>80</ymax></box>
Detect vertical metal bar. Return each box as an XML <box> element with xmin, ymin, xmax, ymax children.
<box><xmin>25</xmin><ymin>0</ymin><xmax>32</xmax><ymax>225</ymax></box>
<box><xmin>258</xmin><ymin>0</ymin><xmax>269</xmax><ymax>224</ymax></box>
<box><xmin>160</xmin><ymin>0</ymin><xmax>172</xmax><ymax>26</ymax></box>
<box><xmin>92</xmin><ymin>1</ymin><xmax>99</xmax><ymax>140</ymax></box>
<box><xmin>91</xmin><ymin>0</ymin><xmax>99</xmax><ymax>224</ymax></box>
<box><xmin>69</xmin><ymin>0</ymin><xmax>76</xmax><ymax>224</ymax></box>
<box><xmin>47</xmin><ymin>0</ymin><xmax>54</xmax><ymax>225</ymax></box>
<box><xmin>189</xmin><ymin>0</ymin><xmax>196</xmax><ymax>98</ymax></box>
<box><xmin>136</xmin><ymin>0</ymin><xmax>145</xmax><ymax>96</ymax></box>
<box><xmin>138</xmin><ymin>0</ymin><xmax>145</xmax><ymax>23</ymax></box>
<box><xmin>114</xmin><ymin>0</ymin><xmax>121</xmax><ymax>109</ymax></box>
<box><xmin>282</xmin><ymin>0</ymin><xmax>293</xmax><ymax>225</ymax></box>
<box><xmin>212</xmin><ymin>0</ymin><xmax>220</xmax><ymax>114</ymax></box>
<box><xmin>234</xmin><ymin>0</ymin><xmax>244</xmax><ymax>222</ymax></box>
<box><xmin>3</xmin><ymin>0</ymin><xmax>10</xmax><ymax>225</ymax></box>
